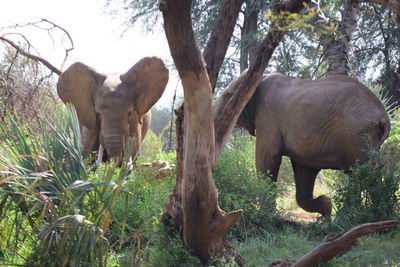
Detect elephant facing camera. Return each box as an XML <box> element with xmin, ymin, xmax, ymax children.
<box><xmin>57</xmin><ymin>56</ymin><xmax>169</xmax><ymax>164</ymax></box>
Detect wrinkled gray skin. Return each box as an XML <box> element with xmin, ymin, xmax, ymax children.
<box><xmin>236</xmin><ymin>73</ymin><xmax>390</xmax><ymax>217</ymax></box>
<box><xmin>57</xmin><ymin>57</ymin><xmax>169</xmax><ymax>163</ymax></box>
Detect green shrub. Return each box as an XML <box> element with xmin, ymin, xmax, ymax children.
<box><xmin>214</xmin><ymin>133</ymin><xmax>280</xmax><ymax>238</ymax></box>
<box><xmin>142</xmin><ymin>225</ymin><xmax>202</xmax><ymax>267</ymax></box>
<box><xmin>140</xmin><ymin>130</ymin><xmax>164</xmax><ymax>162</ymax></box>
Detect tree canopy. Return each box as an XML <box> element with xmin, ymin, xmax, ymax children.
<box><xmin>108</xmin><ymin>0</ymin><xmax>400</xmax><ymax>100</ymax></box>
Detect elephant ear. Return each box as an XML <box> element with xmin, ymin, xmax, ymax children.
<box><xmin>57</xmin><ymin>62</ymin><xmax>106</xmax><ymax>131</ymax></box>
<box><xmin>120</xmin><ymin>57</ymin><xmax>169</xmax><ymax>119</ymax></box>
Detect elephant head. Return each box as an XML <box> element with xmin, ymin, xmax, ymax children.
<box><xmin>57</xmin><ymin>57</ymin><xmax>169</xmax><ymax>161</ymax></box>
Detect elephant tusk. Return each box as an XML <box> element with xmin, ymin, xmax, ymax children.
<box><xmin>96</xmin><ymin>144</ymin><xmax>105</xmax><ymax>165</ymax></box>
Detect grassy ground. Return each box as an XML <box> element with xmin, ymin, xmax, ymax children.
<box><xmin>236</xmin><ymin>174</ymin><xmax>400</xmax><ymax>267</ymax></box>
<box><xmin>236</xmin><ymin>226</ymin><xmax>400</xmax><ymax>266</ymax></box>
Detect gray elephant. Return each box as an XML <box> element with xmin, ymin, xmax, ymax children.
<box><xmin>233</xmin><ymin>73</ymin><xmax>390</xmax><ymax>217</ymax></box>
<box><xmin>57</xmin><ymin>57</ymin><xmax>169</xmax><ymax>163</ymax></box>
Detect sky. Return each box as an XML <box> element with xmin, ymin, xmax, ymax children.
<box><xmin>0</xmin><ymin>0</ymin><xmax>180</xmax><ymax>108</ymax></box>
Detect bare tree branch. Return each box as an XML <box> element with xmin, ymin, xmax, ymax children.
<box><xmin>1</xmin><ymin>18</ymin><xmax>74</xmax><ymax>74</ymax></box>
<box><xmin>0</xmin><ymin>36</ymin><xmax>61</xmax><ymax>76</ymax></box>
<box><xmin>269</xmin><ymin>220</ymin><xmax>400</xmax><ymax>267</ymax></box>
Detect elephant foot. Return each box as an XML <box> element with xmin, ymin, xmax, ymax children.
<box><xmin>316</xmin><ymin>195</ymin><xmax>332</xmax><ymax>218</ymax></box>
<box><xmin>296</xmin><ymin>195</ymin><xmax>332</xmax><ymax>218</ymax></box>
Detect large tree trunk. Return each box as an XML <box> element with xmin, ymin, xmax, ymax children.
<box><xmin>160</xmin><ymin>0</ymin><xmax>243</xmax><ymax>260</ymax></box>
<box><xmin>240</xmin><ymin>1</ymin><xmax>261</xmax><ymax>72</ymax></box>
<box><xmin>373</xmin><ymin>8</ymin><xmax>400</xmax><ymax>107</ymax></box>
<box><xmin>307</xmin><ymin>0</ymin><xmax>359</xmax><ymax>76</ymax></box>
<box><xmin>160</xmin><ymin>0</ymin><xmax>311</xmax><ymax>262</ymax></box>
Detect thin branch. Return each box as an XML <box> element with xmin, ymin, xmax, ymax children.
<box><xmin>353</xmin><ymin>0</ymin><xmax>400</xmax><ymax>21</ymax></box>
<box><xmin>0</xmin><ymin>36</ymin><xmax>61</xmax><ymax>76</ymax></box>
<box><xmin>1</xmin><ymin>18</ymin><xmax>74</xmax><ymax>71</ymax></box>
<box><xmin>6</xmin><ymin>49</ymin><xmax>19</xmax><ymax>78</ymax></box>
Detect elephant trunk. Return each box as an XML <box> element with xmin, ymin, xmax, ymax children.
<box><xmin>101</xmin><ymin>125</ymin><xmax>127</xmax><ymax>158</ymax></box>
<box><xmin>104</xmin><ymin>134</ymin><xmax>127</xmax><ymax>158</ymax></box>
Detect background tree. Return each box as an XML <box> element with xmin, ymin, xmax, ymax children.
<box><xmin>106</xmin><ymin>0</ymin><xmax>400</xmax><ymax>106</ymax></box>
<box><xmin>0</xmin><ymin>19</ymin><xmax>72</xmax><ymax>125</ymax></box>
<box><xmin>149</xmin><ymin>106</ymin><xmax>171</xmax><ymax>135</ymax></box>
<box><xmin>353</xmin><ymin>6</ymin><xmax>400</xmax><ymax>107</ymax></box>
<box><xmin>0</xmin><ymin>47</ymin><xmax>57</xmax><ymax>123</ymax></box>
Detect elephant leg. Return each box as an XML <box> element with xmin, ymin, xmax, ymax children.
<box><xmin>255</xmin><ymin>133</ymin><xmax>282</xmax><ymax>182</ymax></box>
<box><xmin>291</xmin><ymin>160</ymin><xmax>331</xmax><ymax>217</ymax></box>
<box><xmin>80</xmin><ymin>125</ymin><xmax>100</xmax><ymax>158</ymax></box>
<box><xmin>131</xmin><ymin>134</ymin><xmax>141</xmax><ymax>163</ymax></box>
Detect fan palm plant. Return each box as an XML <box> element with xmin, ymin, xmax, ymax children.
<box><xmin>0</xmin><ymin>106</ymin><xmax>133</xmax><ymax>266</ymax></box>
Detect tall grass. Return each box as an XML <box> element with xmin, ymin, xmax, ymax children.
<box><xmin>0</xmin><ymin>106</ymin><xmax>134</xmax><ymax>266</ymax></box>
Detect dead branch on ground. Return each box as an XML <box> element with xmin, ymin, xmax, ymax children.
<box><xmin>270</xmin><ymin>220</ymin><xmax>400</xmax><ymax>267</ymax></box>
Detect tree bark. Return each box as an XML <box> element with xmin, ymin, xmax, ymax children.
<box><xmin>306</xmin><ymin>0</ymin><xmax>359</xmax><ymax>76</ymax></box>
<box><xmin>373</xmin><ymin>8</ymin><xmax>400</xmax><ymax>107</ymax></box>
<box><xmin>203</xmin><ymin>0</ymin><xmax>245</xmax><ymax>93</ymax></box>
<box><xmin>240</xmin><ymin>1</ymin><xmax>261</xmax><ymax>72</ymax></box>
<box><xmin>270</xmin><ymin>220</ymin><xmax>400</xmax><ymax>267</ymax></box>
<box><xmin>291</xmin><ymin>220</ymin><xmax>400</xmax><ymax>267</ymax></box>
<box><xmin>160</xmin><ymin>0</ymin><xmax>242</xmax><ymax>260</ymax></box>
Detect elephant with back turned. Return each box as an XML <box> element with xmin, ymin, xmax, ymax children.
<box><xmin>230</xmin><ymin>73</ymin><xmax>390</xmax><ymax>217</ymax></box>
<box><xmin>57</xmin><ymin>57</ymin><xmax>169</xmax><ymax>163</ymax></box>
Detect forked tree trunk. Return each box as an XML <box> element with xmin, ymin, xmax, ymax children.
<box><xmin>160</xmin><ymin>0</ymin><xmax>243</xmax><ymax>260</ymax></box>
<box><xmin>160</xmin><ymin>0</ymin><xmax>311</xmax><ymax>261</ymax></box>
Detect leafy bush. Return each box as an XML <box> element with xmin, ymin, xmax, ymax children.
<box><xmin>141</xmin><ymin>225</ymin><xmax>202</xmax><ymax>267</ymax></box>
<box><xmin>214</xmin><ymin>133</ymin><xmax>280</xmax><ymax>238</ymax></box>
<box><xmin>140</xmin><ymin>129</ymin><xmax>164</xmax><ymax>162</ymax></box>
